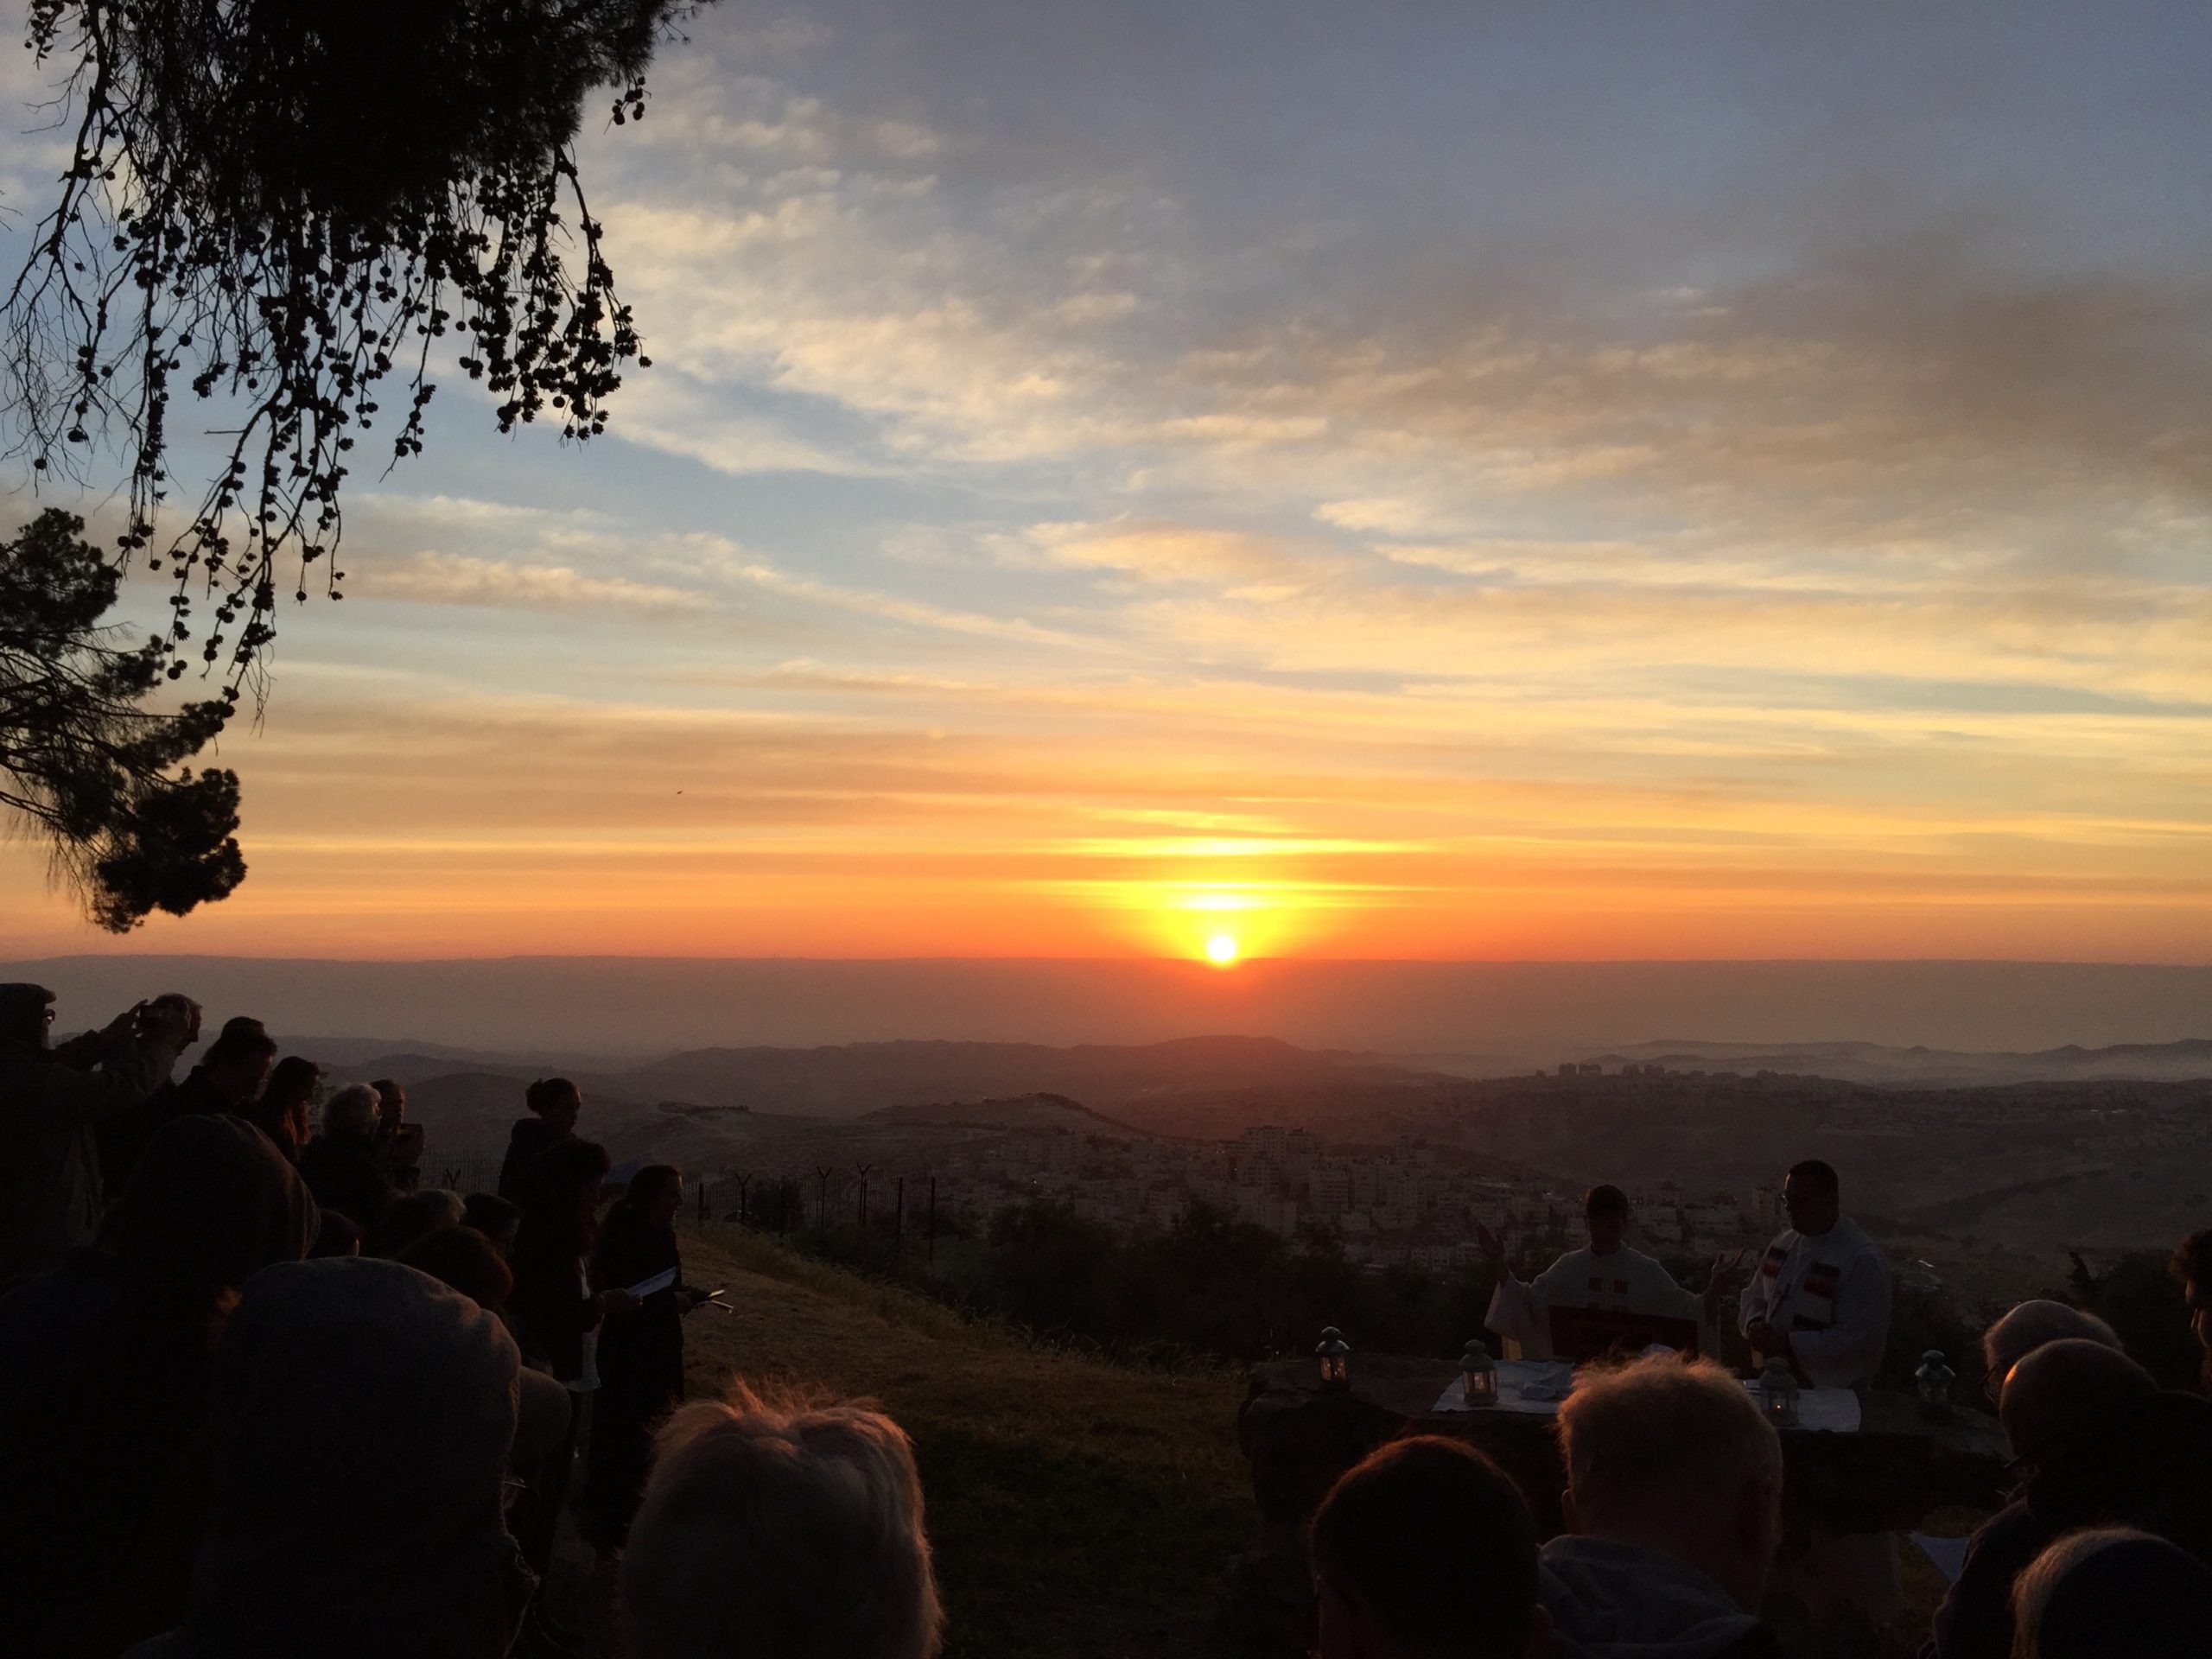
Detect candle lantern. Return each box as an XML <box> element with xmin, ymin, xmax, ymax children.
<box><xmin>1916</xmin><ymin>1350</ymin><xmax>1957</xmax><ymax>1420</ymax></box>
<box><xmin>1459</xmin><ymin>1339</ymin><xmax>1498</xmax><ymax>1408</ymax></box>
<box><xmin>1758</xmin><ymin>1356</ymin><xmax>1800</xmax><ymax>1429</ymax></box>
<box><xmin>1315</xmin><ymin>1326</ymin><xmax>1351</xmax><ymax>1392</ymax></box>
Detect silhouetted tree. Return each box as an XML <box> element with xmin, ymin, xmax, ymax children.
<box><xmin>0</xmin><ymin>509</ymin><xmax>244</xmax><ymax>928</ymax></box>
<box><xmin>6</xmin><ymin>0</ymin><xmax>690</xmax><ymax>702</ymax></box>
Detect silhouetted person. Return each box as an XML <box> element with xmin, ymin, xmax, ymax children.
<box><xmin>462</xmin><ymin>1192</ymin><xmax>523</xmax><ymax>1260</ymax></box>
<box><xmin>1481</xmin><ymin>1184</ymin><xmax>1737</xmax><ymax>1358</ymax></box>
<box><xmin>621</xmin><ymin>1384</ymin><xmax>943</xmax><ymax>1659</ymax></box>
<box><xmin>1546</xmin><ymin>1355</ymin><xmax>1785</xmax><ymax>1659</ymax></box>
<box><xmin>2008</xmin><ymin>1529</ymin><xmax>2212</xmax><ymax>1659</ymax></box>
<box><xmin>123</xmin><ymin>1258</ymin><xmax>533</xmax><ymax>1659</ymax></box>
<box><xmin>102</xmin><ymin>1016</ymin><xmax>275</xmax><ymax>1190</ymax></box>
<box><xmin>400</xmin><ymin>1223</ymin><xmax>515</xmax><ymax>1312</ymax></box>
<box><xmin>1309</xmin><ymin>1435</ymin><xmax>1548</xmax><ymax>1659</ymax></box>
<box><xmin>298</xmin><ymin>1083</ymin><xmax>396</xmax><ymax>1232</ymax></box>
<box><xmin>508</xmin><ymin>1136</ymin><xmax>627</xmax><ymax>1573</ymax></box>
<box><xmin>0</xmin><ymin>1114</ymin><xmax>315</xmax><ymax>1656</ymax></box>
<box><xmin>372</xmin><ymin>1186</ymin><xmax>466</xmax><ymax>1256</ymax></box>
<box><xmin>499</xmin><ymin>1077</ymin><xmax>582</xmax><ymax>1201</ymax></box>
<box><xmin>243</xmin><ymin>1053</ymin><xmax>321</xmax><ymax>1164</ymax></box>
<box><xmin>2173</xmin><ymin>1229</ymin><xmax>2212</xmax><ymax>1391</ymax></box>
<box><xmin>587</xmin><ymin>1165</ymin><xmax>709</xmax><ymax>1550</ymax></box>
<box><xmin>371</xmin><ymin>1077</ymin><xmax>423</xmax><ymax>1192</ymax></box>
<box><xmin>1932</xmin><ymin>1338</ymin><xmax>2161</xmax><ymax>1659</ymax></box>
<box><xmin>310</xmin><ymin>1210</ymin><xmax>364</xmax><ymax>1257</ymax></box>
<box><xmin>1</xmin><ymin>983</ymin><xmax>200</xmax><ymax>1283</ymax></box>
<box><xmin>394</xmin><ymin>1223</ymin><xmax>574</xmax><ymax>1492</ymax></box>
<box><xmin>1980</xmin><ymin>1300</ymin><xmax>2122</xmax><ymax>1408</ymax></box>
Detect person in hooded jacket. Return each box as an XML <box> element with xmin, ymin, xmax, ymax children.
<box><xmin>1544</xmin><ymin>1355</ymin><xmax>1787</xmax><ymax>1659</ymax></box>
<box><xmin>585</xmin><ymin>1164</ymin><xmax>711</xmax><ymax>1550</ymax></box>
<box><xmin>123</xmin><ymin>1257</ymin><xmax>533</xmax><ymax>1659</ymax></box>
<box><xmin>0</xmin><ymin>1113</ymin><xmax>317</xmax><ymax>1656</ymax></box>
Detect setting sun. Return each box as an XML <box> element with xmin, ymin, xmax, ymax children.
<box><xmin>1205</xmin><ymin>933</ymin><xmax>1240</xmax><ymax>966</ymax></box>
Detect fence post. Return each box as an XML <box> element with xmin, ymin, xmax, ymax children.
<box><xmin>927</xmin><ymin>1176</ymin><xmax>937</xmax><ymax>1265</ymax></box>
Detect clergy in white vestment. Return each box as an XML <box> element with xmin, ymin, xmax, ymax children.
<box><xmin>1738</xmin><ymin>1158</ymin><xmax>1893</xmax><ymax>1389</ymax></box>
<box><xmin>1739</xmin><ymin>1158</ymin><xmax>1900</xmax><ymax>1628</ymax></box>
<box><xmin>1480</xmin><ymin>1185</ymin><xmax>1726</xmax><ymax>1360</ymax></box>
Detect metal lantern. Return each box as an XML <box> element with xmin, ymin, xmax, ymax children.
<box><xmin>1916</xmin><ymin>1349</ymin><xmax>1957</xmax><ymax>1420</ymax></box>
<box><xmin>1459</xmin><ymin>1339</ymin><xmax>1498</xmax><ymax>1408</ymax></box>
<box><xmin>1316</xmin><ymin>1326</ymin><xmax>1351</xmax><ymax>1392</ymax></box>
<box><xmin>1758</xmin><ymin>1356</ymin><xmax>1801</xmax><ymax>1429</ymax></box>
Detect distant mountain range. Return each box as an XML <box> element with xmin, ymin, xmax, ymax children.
<box><xmin>861</xmin><ymin>1091</ymin><xmax>1157</xmax><ymax>1135</ymax></box>
<box><xmin>1586</xmin><ymin>1037</ymin><xmax>2212</xmax><ymax>1086</ymax></box>
<box><xmin>329</xmin><ymin>1034</ymin><xmax>1438</xmax><ymax>1152</ymax></box>
<box><xmin>289</xmin><ymin>1032</ymin><xmax>2212</xmax><ymax>1152</ymax></box>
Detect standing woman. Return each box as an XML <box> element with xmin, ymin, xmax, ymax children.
<box><xmin>584</xmin><ymin>1165</ymin><xmax>708</xmax><ymax>1551</ymax></box>
<box><xmin>506</xmin><ymin>1137</ymin><xmax>631</xmax><ymax>1574</ymax></box>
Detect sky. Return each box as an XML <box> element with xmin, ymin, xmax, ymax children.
<box><xmin>4</xmin><ymin>2</ymin><xmax>2212</xmax><ymax>965</ymax></box>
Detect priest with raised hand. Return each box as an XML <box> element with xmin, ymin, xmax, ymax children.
<box><xmin>1479</xmin><ymin>1184</ymin><xmax>1739</xmax><ymax>1360</ymax></box>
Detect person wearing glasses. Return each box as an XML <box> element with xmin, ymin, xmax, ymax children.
<box><xmin>1737</xmin><ymin>1159</ymin><xmax>1898</xmax><ymax>1630</ymax></box>
<box><xmin>1930</xmin><ymin>1339</ymin><xmax>2159</xmax><ymax>1659</ymax></box>
<box><xmin>1979</xmin><ymin>1300</ymin><xmax>2123</xmax><ymax>1409</ymax></box>
<box><xmin>0</xmin><ymin>982</ymin><xmax>201</xmax><ymax>1284</ymax></box>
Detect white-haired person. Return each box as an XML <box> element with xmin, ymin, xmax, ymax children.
<box><xmin>1544</xmin><ymin>1354</ymin><xmax>1786</xmax><ymax>1659</ymax></box>
<box><xmin>298</xmin><ymin>1082</ymin><xmax>396</xmax><ymax>1233</ymax></box>
<box><xmin>1980</xmin><ymin>1300</ymin><xmax>2122</xmax><ymax>1409</ymax></box>
<box><xmin>621</xmin><ymin>1384</ymin><xmax>943</xmax><ymax>1659</ymax></box>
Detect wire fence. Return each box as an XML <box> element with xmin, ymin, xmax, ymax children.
<box><xmin>429</xmin><ymin>1153</ymin><xmax>507</xmax><ymax>1196</ymax></box>
<box><xmin>417</xmin><ymin>1153</ymin><xmax>950</xmax><ymax>1258</ymax></box>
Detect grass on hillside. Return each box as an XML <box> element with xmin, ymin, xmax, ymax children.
<box><xmin>677</xmin><ymin>1225</ymin><xmax>1255</xmax><ymax>1659</ymax></box>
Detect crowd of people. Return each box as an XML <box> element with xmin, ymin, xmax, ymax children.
<box><xmin>6</xmin><ymin>981</ymin><xmax>2212</xmax><ymax>1658</ymax></box>
<box><xmin>0</xmin><ymin>985</ymin><xmax>777</xmax><ymax>1658</ymax></box>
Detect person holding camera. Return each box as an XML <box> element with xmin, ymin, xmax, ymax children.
<box><xmin>0</xmin><ymin>984</ymin><xmax>201</xmax><ymax>1283</ymax></box>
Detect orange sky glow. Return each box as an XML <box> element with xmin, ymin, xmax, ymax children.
<box><xmin>7</xmin><ymin>9</ymin><xmax>2212</xmax><ymax>967</ymax></box>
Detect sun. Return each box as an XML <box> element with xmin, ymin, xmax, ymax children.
<box><xmin>1205</xmin><ymin>932</ymin><xmax>1240</xmax><ymax>966</ymax></box>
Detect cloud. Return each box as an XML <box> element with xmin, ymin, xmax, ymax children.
<box><xmin>1011</xmin><ymin>520</ymin><xmax>1324</xmax><ymax>590</ymax></box>
<box><xmin>16</xmin><ymin>3</ymin><xmax>2212</xmax><ymax>962</ymax></box>
<box><xmin>355</xmin><ymin>551</ymin><xmax>707</xmax><ymax>613</ymax></box>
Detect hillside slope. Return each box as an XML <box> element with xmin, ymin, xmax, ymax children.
<box><xmin>676</xmin><ymin>1232</ymin><xmax>1253</xmax><ymax>1659</ymax></box>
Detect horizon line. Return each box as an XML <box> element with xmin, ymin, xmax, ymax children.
<box><xmin>11</xmin><ymin>951</ymin><xmax>2212</xmax><ymax>969</ymax></box>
